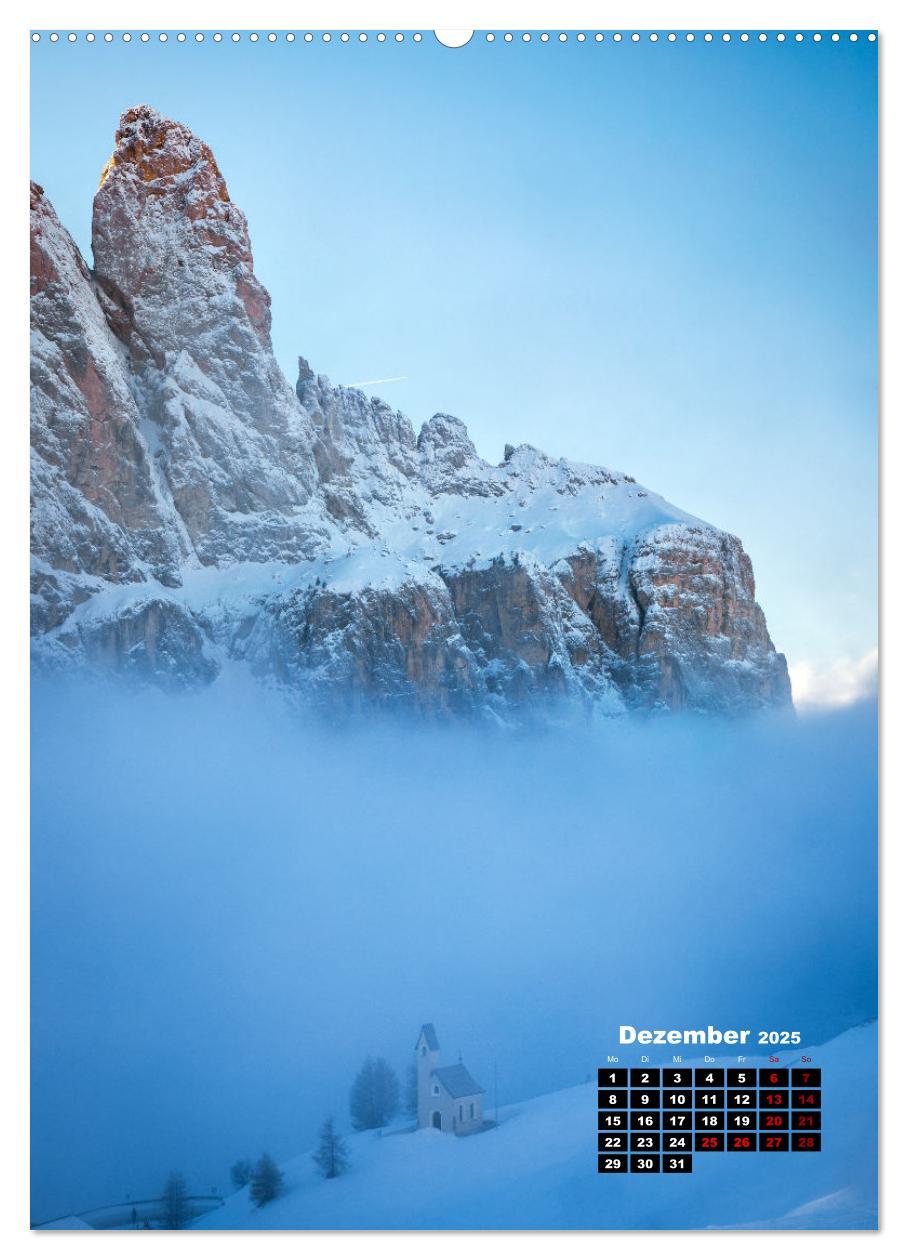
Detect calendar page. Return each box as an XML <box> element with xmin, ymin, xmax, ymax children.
<box><xmin>29</xmin><ymin>26</ymin><xmax>878</xmax><ymax>1231</ymax></box>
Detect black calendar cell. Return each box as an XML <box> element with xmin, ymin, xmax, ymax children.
<box><xmin>629</xmin><ymin>1088</ymin><xmax>659</xmax><ymax>1108</ymax></box>
<box><xmin>598</xmin><ymin>1132</ymin><xmax>628</xmax><ymax>1152</ymax></box>
<box><xmin>659</xmin><ymin>1088</ymin><xmax>690</xmax><ymax>1108</ymax></box>
<box><xmin>728</xmin><ymin>1132</ymin><xmax>757</xmax><ymax>1152</ymax></box>
<box><xmin>727</xmin><ymin>1069</ymin><xmax>757</xmax><ymax>1087</ymax></box>
<box><xmin>759</xmin><ymin>1132</ymin><xmax>790</xmax><ymax>1151</ymax></box>
<box><xmin>630</xmin><ymin>1068</ymin><xmax>659</xmax><ymax>1087</ymax></box>
<box><xmin>695</xmin><ymin>1110</ymin><xmax>724</xmax><ymax>1130</ymax></box>
<box><xmin>598</xmin><ymin>1068</ymin><xmax>628</xmax><ymax>1087</ymax></box>
<box><xmin>630</xmin><ymin>1110</ymin><xmax>659</xmax><ymax>1129</ymax></box>
<box><xmin>662</xmin><ymin>1110</ymin><xmax>692</xmax><ymax>1130</ymax></box>
<box><xmin>695</xmin><ymin>1068</ymin><xmax>725</xmax><ymax>1086</ymax></box>
<box><xmin>727</xmin><ymin>1110</ymin><xmax>757</xmax><ymax>1129</ymax></box>
<box><xmin>598</xmin><ymin>1110</ymin><xmax>627</xmax><ymax>1129</ymax></box>
<box><xmin>662</xmin><ymin>1068</ymin><xmax>693</xmax><ymax>1087</ymax></box>
<box><xmin>662</xmin><ymin>1154</ymin><xmax>693</xmax><ymax>1173</ymax></box>
<box><xmin>792</xmin><ymin>1089</ymin><xmax>821</xmax><ymax>1109</ymax></box>
<box><xmin>755</xmin><ymin>1108</ymin><xmax>785</xmax><ymax>1128</ymax></box>
<box><xmin>598</xmin><ymin>1089</ymin><xmax>628</xmax><ymax>1109</ymax></box>
<box><xmin>728</xmin><ymin>1091</ymin><xmax>755</xmax><ymax>1108</ymax></box>
<box><xmin>759</xmin><ymin>1068</ymin><xmax>790</xmax><ymax>1087</ymax></box>
<box><xmin>598</xmin><ymin>1154</ymin><xmax>628</xmax><ymax>1173</ymax></box>
<box><xmin>759</xmin><ymin>1089</ymin><xmax>789</xmax><ymax>1108</ymax></box>
<box><xmin>696</xmin><ymin>1090</ymin><xmax>723</xmax><ymax>1108</ymax></box>
<box><xmin>759</xmin><ymin>1111</ymin><xmax>788</xmax><ymax>1130</ymax></box>
<box><xmin>792</xmin><ymin>1111</ymin><xmax>821</xmax><ymax>1130</ymax></box>
<box><xmin>630</xmin><ymin>1133</ymin><xmax>659</xmax><ymax>1152</ymax></box>
<box><xmin>791</xmin><ymin>1068</ymin><xmax>821</xmax><ymax>1088</ymax></box>
<box><xmin>630</xmin><ymin>1153</ymin><xmax>660</xmax><ymax>1173</ymax></box>
<box><xmin>662</xmin><ymin>1132</ymin><xmax>693</xmax><ymax>1152</ymax></box>
<box><xmin>792</xmin><ymin>1133</ymin><xmax>821</xmax><ymax>1151</ymax></box>
<box><xmin>695</xmin><ymin>1132</ymin><xmax>724</xmax><ymax>1151</ymax></box>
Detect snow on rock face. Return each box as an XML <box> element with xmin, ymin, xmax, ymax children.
<box><xmin>627</xmin><ymin>524</ymin><xmax>791</xmax><ymax>709</ymax></box>
<box><xmin>439</xmin><ymin>556</ymin><xmax>624</xmax><ymax>711</ymax></box>
<box><xmin>417</xmin><ymin>413</ymin><xmax>488</xmax><ymax>496</ymax></box>
<box><xmin>30</xmin><ymin>106</ymin><xmax>791</xmax><ymax>715</ymax></box>
<box><xmin>296</xmin><ymin>358</ymin><xmax>421</xmax><ymax>533</ymax></box>
<box><xmin>69</xmin><ymin>596</ymin><xmax>218</xmax><ymax>688</ymax></box>
<box><xmin>30</xmin><ymin>181</ymin><xmax>186</xmax><ymax>633</ymax></box>
<box><xmin>244</xmin><ymin>575</ymin><xmax>486</xmax><ymax>718</ymax></box>
<box><xmin>91</xmin><ymin>105</ymin><xmax>324</xmax><ymax>566</ymax></box>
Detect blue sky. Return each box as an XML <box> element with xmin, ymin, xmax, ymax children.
<box><xmin>30</xmin><ymin>32</ymin><xmax>878</xmax><ymax>688</ymax></box>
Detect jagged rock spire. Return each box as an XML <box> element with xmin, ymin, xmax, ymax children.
<box><xmin>29</xmin><ymin>105</ymin><xmax>791</xmax><ymax>712</ymax></box>
<box><xmin>89</xmin><ymin>105</ymin><xmax>323</xmax><ymax>565</ymax></box>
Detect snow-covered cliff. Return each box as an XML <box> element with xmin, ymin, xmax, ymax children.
<box><xmin>30</xmin><ymin>106</ymin><xmax>790</xmax><ymax>718</ymax></box>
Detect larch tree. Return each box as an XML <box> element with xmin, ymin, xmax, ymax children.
<box><xmin>350</xmin><ymin>1056</ymin><xmax>401</xmax><ymax>1131</ymax></box>
<box><xmin>312</xmin><ymin>1117</ymin><xmax>351</xmax><ymax>1180</ymax></box>
<box><xmin>160</xmin><ymin>1171</ymin><xmax>191</xmax><ymax>1230</ymax></box>
<box><xmin>249</xmin><ymin>1152</ymin><xmax>284</xmax><ymax>1207</ymax></box>
<box><xmin>230</xmin><ymin>1158</ymin><xmax>253</xmax><ymax>1190</ymax></box>
<box><xmin>405</xmin><ymin>1062</ymin><xmax>418</xmax><ymax>1118</ymax></box>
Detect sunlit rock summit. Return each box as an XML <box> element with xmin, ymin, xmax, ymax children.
<box><xmin>30</xmin><ymin>105</ymin><xmax>791</xmax><ymax>717</ymax></box>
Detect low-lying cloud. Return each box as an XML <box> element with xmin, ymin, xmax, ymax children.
<box><xmin>30</xmin><ymin>681</ymin><xmax>877</xmax><ymax>1223</ymax></box>
<box><xmin>790</xmin><ymin>649</ymin><xmax>878</xmax><ymax>711</ymax></box>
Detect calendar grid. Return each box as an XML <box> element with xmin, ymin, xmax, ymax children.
<box><xmin>597</xmin><ymin>1066</ymin><xmax>821</xmax><ymax>1172</ymax></box>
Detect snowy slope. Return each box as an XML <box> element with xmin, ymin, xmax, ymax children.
<box><xmin>34</xmin><ymin>1215</ymin><xmax>94</xmax><ymax>1230</ymax></box>
<box><xmin>194</xmin><ymin>1023</ymin><xmax>876</xmax><ymax>1231</ymax></box>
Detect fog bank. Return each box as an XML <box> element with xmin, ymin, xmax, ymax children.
<box><xmin>31</xmin><ymin>682</ymin><xmax>877</xmax><ymax>1222</ymax></box>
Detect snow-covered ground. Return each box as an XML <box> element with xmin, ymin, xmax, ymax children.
<box><xmin>195</xmin><ymin>1023</ymin><xmax>876</xmax><ymax>1231</ymax></box>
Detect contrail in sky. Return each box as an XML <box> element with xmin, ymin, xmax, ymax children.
<box><xmin>345</xmin><ymin>375</ymin><xmax>409</xmax><ymax>387</ymax></box>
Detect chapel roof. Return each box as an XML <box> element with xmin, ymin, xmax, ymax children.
<box><xmin>416</xmin><ymin>1023</ymin><xmax>440</xmax><ymax>1051</ymax></box>
<box><xmin>433</xmin><ymin>1063</ymin><xmax>485</xmax><ymax>1099</ymax></box>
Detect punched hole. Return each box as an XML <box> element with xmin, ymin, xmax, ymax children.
<box><xmin>434</xmin><ymin>30</ymin><xmax>474</xmax><ymax>48</ymax></box>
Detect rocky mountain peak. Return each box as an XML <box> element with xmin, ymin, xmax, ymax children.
<box><xmin>417</xmin><ymin>413</ymin><xmax>477</xmax><ymax>465</ymax></box>
<box><xmin>416</xmin><ymin>413</ymin><xmax>488</xmax><ymax>498</ymax></box>
<box><xmin>30</xmin><ymin>104</ymin><xmax>791</xmax><ymax>718</ymax></box>
<box><xmin>93</xmin><ymin>104</ymin><xmax>270</xmax><ymax>350</ymax></box>
<box><xmin>31</xmin><ymin>180</ymin><xmax>89</xmax><ymax>298</ymax></box>
<box><xmin>98</xmin><ymin>104</ymin><xmax>231</xmax><ymax>204</ymax></box>
<box><xmin>86</xmin><ymin>106</ymin><xmax>324</xmax><ymax>567</ymax></box>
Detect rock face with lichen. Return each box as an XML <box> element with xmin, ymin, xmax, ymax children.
<box><xmin>30</xmin><ymin>105</ymin><xmax>791</xmax><ymax>719</ymax></box>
